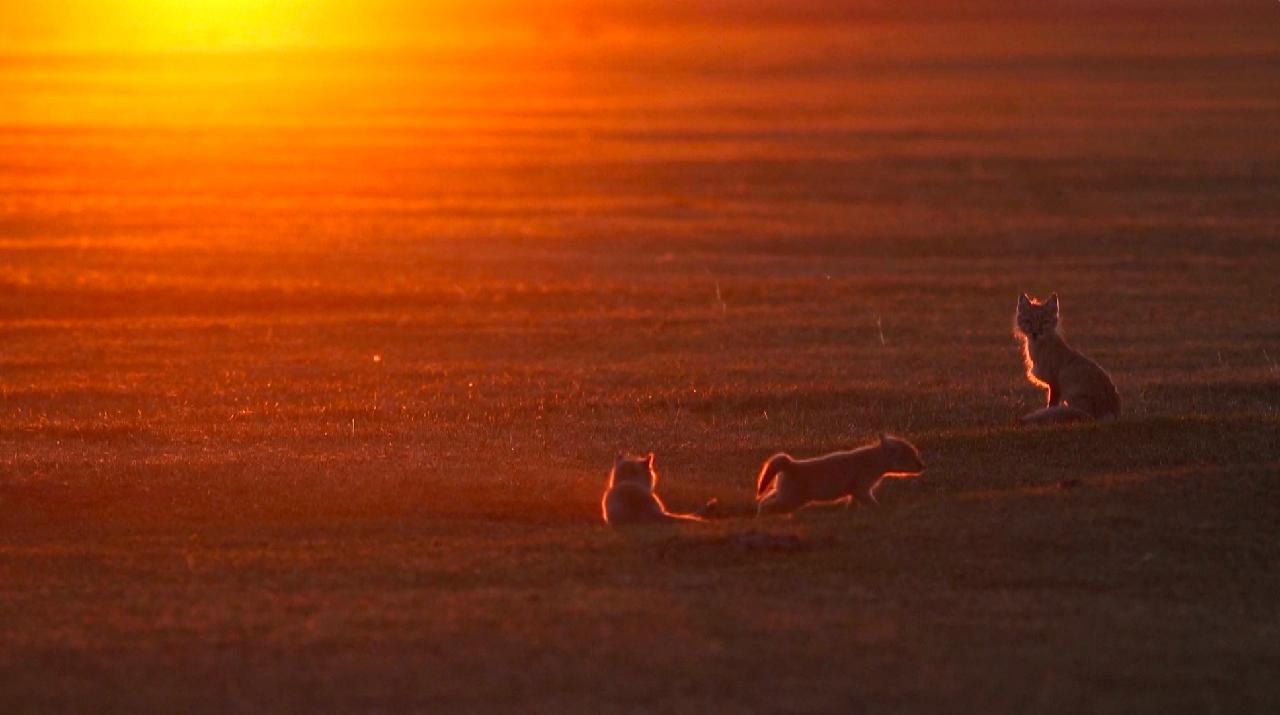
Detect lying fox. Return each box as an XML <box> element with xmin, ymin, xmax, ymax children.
<box><xmin>602</xmin><ymin>452</ymin><xmax>718</xmax><ymax>526</ymax></box>
<box><xmin>1015</xmin><ymin>292</ymin><xmax>1120</xmax><ymax>425</ymax></box>
<box><xmin>756</xmin><ymin>435</ymin><xmax>926</xmax><ymax>516</ymax></box>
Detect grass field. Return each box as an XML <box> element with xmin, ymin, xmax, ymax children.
<box><xmin>2</xmin><ymin>4</ymin><xmax>1280</xmax><ymax>713</ymax></box>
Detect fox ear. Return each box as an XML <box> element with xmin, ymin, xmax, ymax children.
<box><xmin>1018</xmin><ymin>292</ymin><xmax>1032</xmax><ymax>309</ymax></box>
<box><xmin>1047</xmin><ymin>293</ymin><xmax>1059</xmax><ymax>313</ymax></box>
<box><xmin>645</xmin><ymin>452</ymin><xmax>655</xmax><ymax>467</ymax></box>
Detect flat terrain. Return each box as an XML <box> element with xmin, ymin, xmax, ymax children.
<box><xmin>2</xmin><ymin>5</ymin><xmax>1280</xmax><ymax>713</ymax></box>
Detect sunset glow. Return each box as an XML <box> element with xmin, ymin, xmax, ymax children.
<box><xmin>0</xmin><ymin>0</ymin><xmax>538</xmax><ymax>51</ymax></box>
<box><xmin>3</xmin><ymin>1</ymin><xmax>1279</xmax><ymax>711</ymax></box>
<box><xmin>120</xmin><ymin>0</ymin><xmax>320</xmax><ymax>50</ymax></box>
<box><xmin>0</xmin><ymin>0</ymin><xmax>320</xmax><ymax>51</ymax></box>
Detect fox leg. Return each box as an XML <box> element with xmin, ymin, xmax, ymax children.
<box><xmin>1047</xmin><ymin>382</ymin><xmax>1062</xmax><ymax>406</ymax></box>
<box><xmin>853</xmin><ymin>488</ymin><xmax>879</xmax><ymax>509</ymax></box>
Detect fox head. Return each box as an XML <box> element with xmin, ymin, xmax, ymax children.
<box><xmin>1015</xmin><ymin>292</ymin><xmax>1059</xmax><ymax>342</ymax></box>
<box><xmin>611</xmin><ymin>452</ymin><xmax>657</xmax><ymax>491</ymax></box>
<box><xmin>878</xmin><ymin>434</ymin><xmax>926</xmax><ymax>475</ymax></box>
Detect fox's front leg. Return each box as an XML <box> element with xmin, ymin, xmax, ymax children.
<box><xmin>853</xmin><ymin>489</ymin><xmax>879</xmax><ymax>509</ymax></box>
<box><xmin>1047</xmin><ymin>382</ymin><xmax>1061</xmax><ymax>406</ymax></box>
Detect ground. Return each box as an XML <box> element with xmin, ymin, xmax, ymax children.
<box><xmin>2</xmin><ymin>5</ymin><xmax>1279</xmax><ymax>713</ymax></box>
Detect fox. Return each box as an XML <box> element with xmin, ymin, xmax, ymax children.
<box><xmin>601</xmin><ymin>452</ymin><xmax>718</xmax><ymax>526</ymax></box>
<box><xmin>755</xmin><ymin>435</ymin><xmax>926</xmax><ymax>516</ymax></box>
<box><xmin>1015</xmin><ymin>292</ymin><xmax>1120</xmax><ymax>425</ymax></box>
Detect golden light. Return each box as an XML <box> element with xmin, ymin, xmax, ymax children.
<box><xmin>0</xmin><ymin>0</ymin><xmax>536</xmax><ymax>52</ymax></box>
<box><xmin>124</xmin><ymin>0</ymin><xmax>320</xmax><ymax>51</ymax></box>
<box><xmin>0</xmin><ymin>0</ymin><xmax>334</xmax><ymax>52</ymax></box>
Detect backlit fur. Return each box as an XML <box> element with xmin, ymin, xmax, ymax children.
<box><xmin>601</xmin><ymin>453</ymin><xmax>717</xmax><ymax>526</ymax></box>
<box><xmin>756</xmin><ymin>435</ymin><xmax>926</xmax><ymax>516</ymax></box>
<box><xmin>1015</xmin><ymin>293</ymin><xmax>1120</xmax><ymax>424</ymax></box>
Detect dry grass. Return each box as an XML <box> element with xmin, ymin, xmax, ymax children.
<box><xmin>3</xmin><ymin>7</ymin><xmax>1280</xmax><ymax>713</ymax></box>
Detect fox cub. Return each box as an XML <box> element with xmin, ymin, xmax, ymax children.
<box><xmin>755</xmin><ymin>435</ymin><xmax>926</xmax><ymax>516</ymax></box>
<box><xmin>601</xmin><ymin>453</ymin><xmax>718</xmax><ymax>526</ymax></box>
<box><xmin>1015</xmin><ymin>293</ymin><xmax>1120</xmax><ymax>425</ymax></box>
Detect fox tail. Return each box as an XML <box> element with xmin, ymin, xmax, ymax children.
<box><xmin>756</xmin><ymin>453</ymin><xmax>794</xmax><ymax>497</ymax></box>
<box><xmin>1020</xmin><ymin>405</ymin><xmax>1094</xmax><ymax>425</ymax></box>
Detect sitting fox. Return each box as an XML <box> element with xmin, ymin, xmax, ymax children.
<box><xmin>601</xmin><ymin>453</ymin><xmax>718</xmax><ymax>526</ymax></box>
<box><xmin>1015</xmin><ymin>293</ymin><xmax>1120</xmax><ymax>425</ymax></box>
<box><xmin>756</xmin><ymin>435</ymin><xmax>926</xmax><ymax>516</ymax></box>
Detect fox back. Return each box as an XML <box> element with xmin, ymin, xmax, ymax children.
<box><xmin>756</xmin><ymin>435</ymin><xmax>926</xmax><ymax>515</ymax></box>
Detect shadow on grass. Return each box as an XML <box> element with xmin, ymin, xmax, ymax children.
<box><xmin>1138</xmin><ymin>379</ymin><xmax>1280</xmax><ymax>414</ymax></box>
<box><xmin>922</xmin><ymin>413</ymin><xmax>1279</xmax><ymax>493</ymax></box>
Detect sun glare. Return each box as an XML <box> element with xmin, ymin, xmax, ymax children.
<box><xmin>0</xmin><ymin>0</ymin><xmax>527</xmax><ymax>53</ymax></box>
<box><xmin>126</xmin><ymin>0</ymin><xmax>319</xmax><ymax>51</ymax></box>
<box><xmin>0</xmin><ymin>0</ymin><xmax>332</xmax><ymax>52</ymax></box>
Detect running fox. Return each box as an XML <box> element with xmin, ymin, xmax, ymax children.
<box><xmin>601</xmin><ymin>453</ymin><xmax>718</xmax><ymax>526</ymax></box>
<box><xmin>755</xmin><ymin>435</ymin><xmax>926</xmax><ymax>516</ymax></box>
<box><xmin>1015</xmin><ymin>292</ymin><xmax>1120</xmax><ymax>425</ymax></box>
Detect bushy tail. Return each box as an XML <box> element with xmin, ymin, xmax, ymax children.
<box><xmin>663</xmin><ymin>498</ymin><xmax>719</xmax><ymax>523</ymax></box>
<box><xmin>1021</xmin><ymin>405</ymin><xmax>1093</xmax><ymax>425</ymax></box>
<box><xmin>605</xmin><ymin>488</ymin><xmax>716</xmax><ymax>526</ymax></box>
<box><xmin>756</xmin><ymin>453</ymin><xmax>793</xmax><ymax>497</ymax></box>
